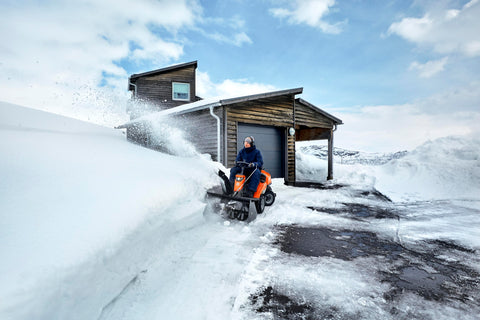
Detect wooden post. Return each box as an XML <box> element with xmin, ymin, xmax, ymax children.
<box><xmin>327</xmin><ymin>129</ymin><xmax>333</xmax><ymax>180</ymax></box>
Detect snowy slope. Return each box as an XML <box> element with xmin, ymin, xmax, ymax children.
<box><xmin>0</xmin><ymin>102</ymin><xmax>219</xmax><ymax>319</ymax></box>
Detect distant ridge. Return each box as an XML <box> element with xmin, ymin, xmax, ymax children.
<box><xmin>299</xmin><ymin>145</ymin><xmax>408</xmax><ymax>165</ymax></box>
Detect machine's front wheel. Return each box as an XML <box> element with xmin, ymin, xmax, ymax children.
<box><xmin>237</xmin><ymin>203</ymin><xmax>250</xmax><ymax>221</ymax></box>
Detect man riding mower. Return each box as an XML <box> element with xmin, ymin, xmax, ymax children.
<box><xmin>204</xmin><ymin>136</ymin><xmax>276</xmax><ymax>222</ymax></box>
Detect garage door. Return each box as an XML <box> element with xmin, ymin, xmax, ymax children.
<box><xmin>237</xmin><ymin>123</ymin><xmax>284</xmax><ymax>178</ymax></box>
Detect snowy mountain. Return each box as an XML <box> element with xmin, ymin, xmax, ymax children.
<box><xmin>1</xmin><ymin>101</ymin><xmax>479</xmax><ymax>320</ymax></box>
<box><xmin>298</xmin><ymin>143</ymin><xmax>408</xmax><ymax>165</ymax></box>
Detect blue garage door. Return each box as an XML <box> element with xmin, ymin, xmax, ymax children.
<box><xmin>237</xmin><ymin>123</ymin><xmax>285</xmax><ymax>178</ymax></box>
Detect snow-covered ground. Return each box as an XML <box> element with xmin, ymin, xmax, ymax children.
<box><xmin>297</xmin><ymin>137</ymin><xmax>480</xmax><ymax>202</ymax></box>
<box><xmin>1</xmin><ymin>101</ymin><xmax>479</xmax><ymax>319</ymax></box>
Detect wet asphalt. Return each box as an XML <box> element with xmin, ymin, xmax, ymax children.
<box><xmin>249</xmin><ymin>184</ymin><xmax>480</xmax><ymax>319</ymax></box>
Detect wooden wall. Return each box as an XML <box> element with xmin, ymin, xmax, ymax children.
<box><xmin>287</xmin><ymin>134</ymin><xmax>296</xmax><ymax>183</ymax></box>
<box><xmin>126</xmin><ymin>107</ymin><xmax>224</xmax><ymax>161</ymax></box>
<box><xmin>176</xmin><ymin>108</ymin><xmax>224</xmax><ymax>162</ymax></box>
<box><xmin>225</xmin><ymin>95</ymin><xmax>296</xmax><ymax>183</ymax></box>
<box><xmin>134</xmin><ymin>66</ymin><xmax>196</xmax><ymax>110</ymax></box>
<box><xmin>294</xmin><ymin>102</ymin><xmax>334</xmax><ymax>129</ymax></box>
<box><xmin>126</xmin><ymin>121</ymin><xmax>151</xmax><ymax>146</ymax></box>
<box><xmin>296</xmin><ymin>127</ymin><xmax>331</xmax><ymax>141</ymax></box>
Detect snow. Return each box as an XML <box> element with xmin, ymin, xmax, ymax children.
<box><xmin>375</xmin><ymin>136</ymin><xmax>480</xmax><ymax>201</ymax></box>
<box><xmin>0</xmin><ymin>101</ymin><xmax>218</xmax><ymax>318</ymax></box>
<box><xmin>121</xmin><ymin>96</ymin><xmax>222</xmax><ymax>128</ymax></box>
<box><xmin>297</xmin><ymin>137</ymin><xmax>480</xmax><ymax>202</ymax></box>
<box><xmin>1</xmin><ymin>101</ymin><xmax>479</xmax><ymax>319</ymax></box>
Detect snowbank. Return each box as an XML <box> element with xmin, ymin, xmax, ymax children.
<box><xmin>297</xmin><ymin>136</ymin><xmax>480</xmax><ymax>202</ymax></box>
<box><xmin>375</xmin><ymin>136</ymin><xmax>480</xmax><ymax>202</ymax></box>
<box><xmin>0</xmin><ymin>102</ymin><xmax>218</xmax><ymax>318</ymax></box>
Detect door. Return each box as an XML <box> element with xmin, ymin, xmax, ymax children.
<box><xmin>237</xmin><ymin>123</ymin><xmax>285</xmax><ymax>178</ymax></box>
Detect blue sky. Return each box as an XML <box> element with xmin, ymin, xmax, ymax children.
<box><xmin>167</xmin><ymin>0</ymin><xmax>418</xmax><ymax>107</ymax></box>
<box><xmin>1</xmin><ymin>0</ymin><xmax>479</xmax><ymax>151</ymax></box>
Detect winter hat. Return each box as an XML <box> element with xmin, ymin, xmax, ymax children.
<box><xmin>244</xmin><ymin>136</ymin><xmax>254</xmax><ymax>146</ymax></box>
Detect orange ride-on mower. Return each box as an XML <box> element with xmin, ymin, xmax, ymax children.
<box><xmin>204</xmin><ymin>161</ymin><xmax>276</xmax><ymax>222</ymax></box>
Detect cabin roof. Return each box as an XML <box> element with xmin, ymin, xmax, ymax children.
<box><xmin>117</xmin><ymin>87</ymin><xmax>304</xmax><ymax>129</ymax></box>
<box><xmin>295</xmin><ymin>98</ymin><xmax>343</xmax><ymax>125</ymax></box>
<box><xmin>163</xmin><ymin>87</ymin><xmax>304</xmax><ymax>116</ymax></box>
<box><xmin>129</xmin><ymin>61</ymin><xmax>198</xmax><ymax>81</ymax></box>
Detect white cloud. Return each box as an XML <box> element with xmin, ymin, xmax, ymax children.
<box><xmin>206</xmin><ymin>31</ymin><xmax>252</xmax><ymax>46</ymax></box>
<box><xmin>198</xmin><ymin>15</ymin><xmax>253</xmax><ymax>46</ymax></box>
<box><xmin>335</xmin><ymin>83</ymin><xmax>480</xmax><ymax>152</ymax></box>
<box><xmin>337</xmin><ymin>104</ymin><xmax>480</xmax><ymax>153</ymax></box>
<box><xmin>216</xmin><ymin>79</ymin><xmax>277</xmax><ymax>97</ymax></box>
<box><xmin>0</xmin><ymin>0</ymin><xmax>202</xmax><ymax>125</ymax></box>
<box><xmin>463</xmin><ymin>40</ymin><xmax>480</xmax><ymax>57</ymax></box>
<box><xmin>196</xmin><ymin>71</ymin><xmax>277</xmax><ymax>99</ymax></box>
<box><xmin>409</xmin><ymin>57</ymin><xmax>448</xmax><ymax>78</ymax></box>
<box><xmin>233</xmin><ymin>32</ymin><xmax>253</xmax><ymax>46</ymax></box>
<box><xmin>388</xmin><ymin>15</ymin><xmax>433</xmax><ymax>42</ymax></box>
<box><xmin>270</xmin><ymin>0</ymin><xmax>344</xmax><ymax>34</ymax></box>
<box><xmin>445</xmin><ymin>9</ymin><xmax>460</xmax><ymax>20</ymax></box>
<box><xmin>416</xmin><ymin>81</ymin><xmax>480</xmax><ymax>114</ymax></box>
<box><xmin>388</xmin><ymin>0</ymin><xmax>480</xmax><ymax>57</ymax></box>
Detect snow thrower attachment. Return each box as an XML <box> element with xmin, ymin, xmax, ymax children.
<box><xmin>204</xmin><ymin>161</ymin><xmax>276</xmax><ymax>222</ymax></box>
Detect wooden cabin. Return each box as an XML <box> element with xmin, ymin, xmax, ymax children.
<box><xmin>128</xmin><ymin>60</ymin><xmax>200</xmax><ymax>109</ymax></box>
<box><xmin>120</xmin><ymin>61</ymin><xmax>343</xmax><ymax>183</ymax></box>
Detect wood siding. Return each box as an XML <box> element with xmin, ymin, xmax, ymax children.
<box><xmin>294</xmin><ymin>102</ymin><xmax>334</xmax><ymax>129</ymax></box>
<box><xmin>176</xmin><ymin>107</ymin><xmax>224</xmax><ymax>162</ymax></box>
<box><xmin>224</xmin><ymin>95</ymin><xmax>296</xmax><ymax>182</ymax></box>
<box><xmin>134</xmin><ymin>66</ymin><xmax>196</xmax><ymax>111</ymax></box>
<box><xmin>127</xmin><ymin>107</ymin><xmax>224</xmax><ymax>161</ymax></box>
<box><xmin>296</xmin><ymin>127</ymin><xmax>331</xmax><ymax>141</ymax></box>
<box><xmin>287</xmin><ymin>134</ymin><xmax>296</xmax><ymax>182</ymax></box>
<box><xmin>126</xmin><ymin>121</ymin><xmax>151</xmax><ymax>146</ymax></box>
<box><xmin>226</xmin><ymin>118</ymin><xmax>238</xmax><ymax>167</ymax></box>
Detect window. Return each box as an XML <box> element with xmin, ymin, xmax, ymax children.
<box><xmin>172</xmin><ymin>82</ymin><xmax>190</xmax><ymax>101</ymax></box>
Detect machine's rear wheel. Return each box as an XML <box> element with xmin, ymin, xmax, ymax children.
<box><xmin>265</xmin><ymin>187</ymin><xmax>276</xmax><ymax>206</ymax></box>
<box><xmin>256</xmin><ymin>194</ymin><xmax>265</xmax><ymax>213</ymax></box>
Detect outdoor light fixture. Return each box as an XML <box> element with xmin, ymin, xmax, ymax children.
<box><xmin>289</xmin><ymin>127</ymin><xmax>295</xmax><ymax>136</ymax></box>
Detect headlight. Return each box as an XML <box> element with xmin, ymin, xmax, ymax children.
<box><xmin>236</xmin><ymin>176</ymin><xmax>243</xmax><ymax>181</ymax></box>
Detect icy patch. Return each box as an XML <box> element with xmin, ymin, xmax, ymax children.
<box><xmin>235</xmin><ymin>248</ymin><xmax>392</xmax><ymax>319</ymax></box>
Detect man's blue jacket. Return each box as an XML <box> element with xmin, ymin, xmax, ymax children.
<box><xmin>235</xmin><ymin>145</ymin><xmax>263</xmax><ymax>168</ymax></box>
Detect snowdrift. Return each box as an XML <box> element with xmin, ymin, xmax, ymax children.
<box><xmin>0</xmin><ymin>101</ymin><xmax>219</xmax><ymax>318</ymax></box>
<box><xmin>376</xmin><ymin>136</ymin><xmax>480</xmax><ymax>201</ymax></box>
<box><xmin>297</xmin><ymin>136</ymin><xmax>480</xmax><ymax>202</ymax></box>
